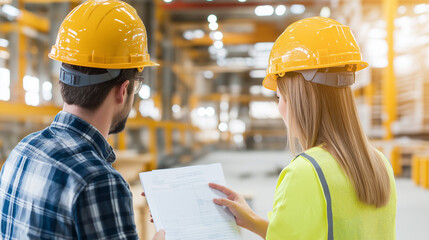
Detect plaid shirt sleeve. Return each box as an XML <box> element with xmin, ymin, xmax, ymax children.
<box><xmin>73</xmin><ymin>173</ymin><xmax>139</xmax><ymax>240</ymax></box>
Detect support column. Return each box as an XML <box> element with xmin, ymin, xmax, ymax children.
<box><xmin>48</xmin><ymin>2</ymin><xmax>70</xmax><ymax>106</ymax></box>
<box><xmin>9</xmin><ymin>30</ymin><xmax>26</xmax><ymax>103</ymax></box>
<box><xmin>382</xmin><ymin>0</ymin><xmax>397</xmax><ymax>140</ymax></box>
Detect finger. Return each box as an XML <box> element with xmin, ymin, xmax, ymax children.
<box><xmin>152</xmin><ymin>230</ymin><xmax>165</xmax><ymax>240</ymax></box>
<box><xmin>213</xmin><ymin>197</ymin><xmax>236</xmax><ymax>209</ymax></box>
<box><xmin>209</xmin><ymin>183</ymin><xmax>236</xmax><ymax>197</ymax></box>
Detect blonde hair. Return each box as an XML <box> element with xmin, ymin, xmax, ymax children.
<box><xmin>277</xmin><ymin>72</ymin><xmax>390</xmax><ymax>208</ymax></box>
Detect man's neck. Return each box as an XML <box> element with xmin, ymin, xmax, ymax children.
<box><xmin>62</xmin><ymin>104</ymin><xmax>112</xmax><ymax>139</ymax></box>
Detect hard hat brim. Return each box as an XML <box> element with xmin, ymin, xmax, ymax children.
<box><xmin>49</xmin><ymin>53</ymin><xmax>160</xmax><ymax>70</ymax></box>
<box><xmin>144</xmin><ymin>61</ymin><xmax>160</xmax><ymax>67</ymax></box>
<box><xmin>262</xmin><ymin>75</ymin><xmax>277</xmax><ymax>91</ymax></box>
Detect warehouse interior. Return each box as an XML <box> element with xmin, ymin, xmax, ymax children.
<box><xmin>1</xmin><ymin>0</ymin><xmax>429</xmax><ymax>239</ymax></box>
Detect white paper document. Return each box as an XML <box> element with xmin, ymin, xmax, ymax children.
<box><xmin>139</xmin><ymin>163</ymin><xmax>242</xmax><ymax>240</ymax></box>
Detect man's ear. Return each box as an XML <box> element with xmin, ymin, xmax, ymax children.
<box><xmin>114</xmin><ymin>80</ymin><xmax>130</xmax><ymax>104</ymax></box>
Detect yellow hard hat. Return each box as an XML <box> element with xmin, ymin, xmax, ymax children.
<box><xmin>49</xmin><ymin>0</ymin><xmax>159</xmax><ymax>71</ymax></box>
<box><xmin>263</xmin><ymin>17</ymin><xmax>368</xmax><ymax>91</ymax></box>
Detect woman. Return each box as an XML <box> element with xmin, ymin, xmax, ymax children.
<box><xmin>209</xmin><ymin>17</ymin><xmax>396</xmax><ymax>239</ymax></box>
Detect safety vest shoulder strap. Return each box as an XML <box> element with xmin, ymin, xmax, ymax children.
<box><xmin>298</xmin><ymin>152</ymin><xmax>334</xmax><ymax>240</ymax></box>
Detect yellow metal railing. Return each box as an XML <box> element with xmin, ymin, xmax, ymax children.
<box><xmin>372</xmin><ymin>140</ymin><xmax>429</xmax><ymax>180</ymax></box>
<box><xmin>412</xmin><ymin>155</ymin><xmax>429</xmax><ymax>189</ymax></box>
<box><xmin>0</xmin><ymin>102</ymin><xmax>199</xmax><ymax>171</ymax></box>
<box><xmin>113</xmin><ymin>117</ymin><xmax>199</xmax><ymax>170</ymax></box>
<box><xmin>390</xmin><ymin>146</ymin><xmax>402</xmax><ymax>177</ymax></box>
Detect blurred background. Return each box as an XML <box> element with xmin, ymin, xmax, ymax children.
<box><xmin>1</xmin><ymin>0</ymin><xmax>429</xmax><ymax>239</ymax></box>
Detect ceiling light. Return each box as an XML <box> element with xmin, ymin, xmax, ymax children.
<box><xmin>214</xmin><ymin>41</ymin><xmax>223</xmax><ymax>49</ymax></box>
<box><xmin>172</xmin><ymin>104</ymin><xmax>181</xmax><ymax>113</ymax></box>
<box><xmin>163</xmin><ymin>0</ymin><xmax>173</xmax><ymax>3</ymax></box>
<box><xmin>233</xmin><ymin>135</ymin><xmax>244</xmax><ymax>144</ymax></box>
<box><xmin>208</xmin><ymin>45</ymin><xmax>217</xmax><ymax>54</ymax></box>
<box><xmin>42</xmin><ymin>81</ymin><xmax>52</xmax><ymax>92</ymax></box>
<box><xmin>138</xmin><ymin>84</ymin><xmax>151</xmax><ymax>100</ymax></box>
<box><xmin>249</xmin><ymin>85</ymin><xmax>262</xmax><ymax>95</ymax></box>
<box><xmin>25</xmin><ymin>92</ymin><xmax>39</xmax><ymax>106</ymax></box>
<box><xmin>0</xmin><ymin>68</ymin><xmax>10</xmax><ymax>87</ymax></box>
<box><xmin>290</xmin><ymin>4</ymin><xmax>305</xmax><ymax>14</ymax></box>
<box><xmin>397</xmin><ymin>5</ymin><xmax>406</xmax><ymax>15</ymax></box>
<box><xmin>23</xmin><ymin>75</ymin><xmax>39</xmax><ymax>92</ymax></box>
<box><xmin>250</xmin><ymin>101</ymin><xmax>281</xmax><ymax>119</ymax></box>
<box><xmin>183</xmin><ymin>30</ymin><xmax>194</xmax><ymax>40</ymax></box>
<box><xmin>1</xmin><ymin>4</ymin><xmax>20</xmax><ymax>18</ymax></box>
<box><xmin>254</xmin><ymin>42</ymin><xmax>274</xmax><ymax>51</ymax></box>
<box><xmin>0</xmin><ymin>88</ymin><xmax>10</xmax><ymax>101</ymax></box>
<box><xmin>218</xmin><ymin>122</ymin><xmax>228</xmax><ymax>132</ymax></box>
<box><xmin>139</xmin><ymin>99</ymin><xmax>154</xmax><ymax>117</ymax></box>
<box><xmin>255</xmin><ymin>5</ymin><xmax>274</xmax><ymax>17</ymax></box>
<box><xmin>275</xmin><ymin>5</ymin><xmax>286</xmax><ymax>16</ymax></box>
<box><xmin>0</xmin><ymin>50</ymin><xmax>9</xmax><ymax>59</ymax></box>
<box><xmin>0</xmin><ymin>38</ymin><xmax>9</xmax><ymax>48</ymax></box>
<box><xmin>418</xmin><ymin>14</ymin><xmax>429</xmax><ymax>23</ymax></box>
<box><xmin>207</xmin><ymin>14</ymin><xmax>217</xmax><ymax>23</ymax></box>
<box><xmin>42</xmin><ymin>82</ymin><xmax>52</xmax><ymax>101</ymax></box>
<box><xmin>414</xmin><ymin>4</ymin><xmax>429</xmax><ymax>14</ymax></box>
<box><xmin>193</xmin><ymin>29</ymin><xmax>204</xmax><ymax>39</ymax></box>
<box><xmin>203</xmin><ymin>70</ymin><xmax>214</xmax><ymax>79</ymax></box>
<box><xmin>229</xmin><ymin>119</ymin><xmax>246</xmax><ymax>134</ymax></box>
<box><xmin>205</xmin><ymin>107</ymin><xmax>215</xmax><ymax>117</ymax></box>
<box><xmin>217</xmin><ymin>48</ymin><xmax>228</xmax><ymax>58</ymax></box>
<box><xmin>261</xmin><ymin>87</ymin><xmax>275</xmax><ymax>97</ymax></box>
<box><xmin>249</xmin><ymin>70</ymin><xmax>266</xmax><ymax>78</ymax></box>
<box><xmin>368</xmin><ymin>28</ymin><xmax>386</xmax><ymax>39</ymax></box>
<box><xmin>197</xmin><ymin>107</ymin><xmax>206</xmax><ymax>117</ymax></box>
<box><xmin>320</xmin><ymin>6</ymin><xmax>330</xmax><ymax>17</ymax></box>
<box><xmin>209</xmin><ymin>22</ymin><xmax>219</xmax><ymax>31</ymax></box>
<box><xmin>213</xmin><ymin>31</ymin><xmax>223</xmax><ymax>41</ymax></box>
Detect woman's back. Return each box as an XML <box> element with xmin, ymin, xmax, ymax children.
<box><xmin>267</xmin><ymin>146</ymin><xmax>396</xmax><ymax>240</ymax></box>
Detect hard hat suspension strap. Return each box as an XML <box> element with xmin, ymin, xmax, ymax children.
<box><xmin>295</xmin><ymin>68</ymin><xmax>355</xmax><ymax>87</ymax></box>
<box><xmin>59</xmin><ymin>65</ymin><xmax>121</xmax><ymax>87</ymax></box>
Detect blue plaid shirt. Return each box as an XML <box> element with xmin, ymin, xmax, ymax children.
<box><xmin>0</xmin><ymin>111</ymin><xmax>139</xmax><ymax>239</ymax></box>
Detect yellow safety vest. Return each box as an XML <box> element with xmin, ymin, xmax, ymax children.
<box><xmin>266</xmin><ymin>146</ymin><xmax>396</xmax><ymax>240</ymax></box>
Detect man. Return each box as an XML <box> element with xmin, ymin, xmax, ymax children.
<box><xmin>0</xmin><ymin>0</ymin><xmax>164</xmax><ymax>239</ymax></box>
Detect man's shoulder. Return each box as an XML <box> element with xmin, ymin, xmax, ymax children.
<box><xmin>65</xmin><ymin>150</ymin><xmax>123</xmax><ymax>185</ymax></box>
<box><xmin>11</xmin><ymin>127</ymin><xmax>120</xmax><ymax>185</ymax></box>
<box><xmin>17</xmin><ymin>126</ymin><xmax>77</xmax><ymax>154</ymax></box>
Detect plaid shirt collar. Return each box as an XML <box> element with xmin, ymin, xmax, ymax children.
<box><xmin>50</xmin><ymin>111</ymin><xmax>116</xmax><ymax>164</ymax></box>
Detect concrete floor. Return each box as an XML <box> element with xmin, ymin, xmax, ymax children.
<box><xmin>191</xmin><ymin>150</ymin><xmax>429</xmax><ymax>240</ymax></box>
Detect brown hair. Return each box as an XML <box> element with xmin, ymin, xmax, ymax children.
<box><xmin>277</xmin><ymin>72</ymin><xmax>390</xmax><ymax>208</ymax></box>
<box><xmin>59</xmin><ymin>63</ymin><xmax>138</xmax><ymax>110</ymax></box>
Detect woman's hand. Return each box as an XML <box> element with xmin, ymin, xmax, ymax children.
<box><xmin>152</xmin><ymin>230</ymin><xmax>165</xmax><ymax>240</ymax></box>
<box><xmin>209</xmin><ymin>183</ymin><xmax>268</xmax><ymax>238</ymax></box>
